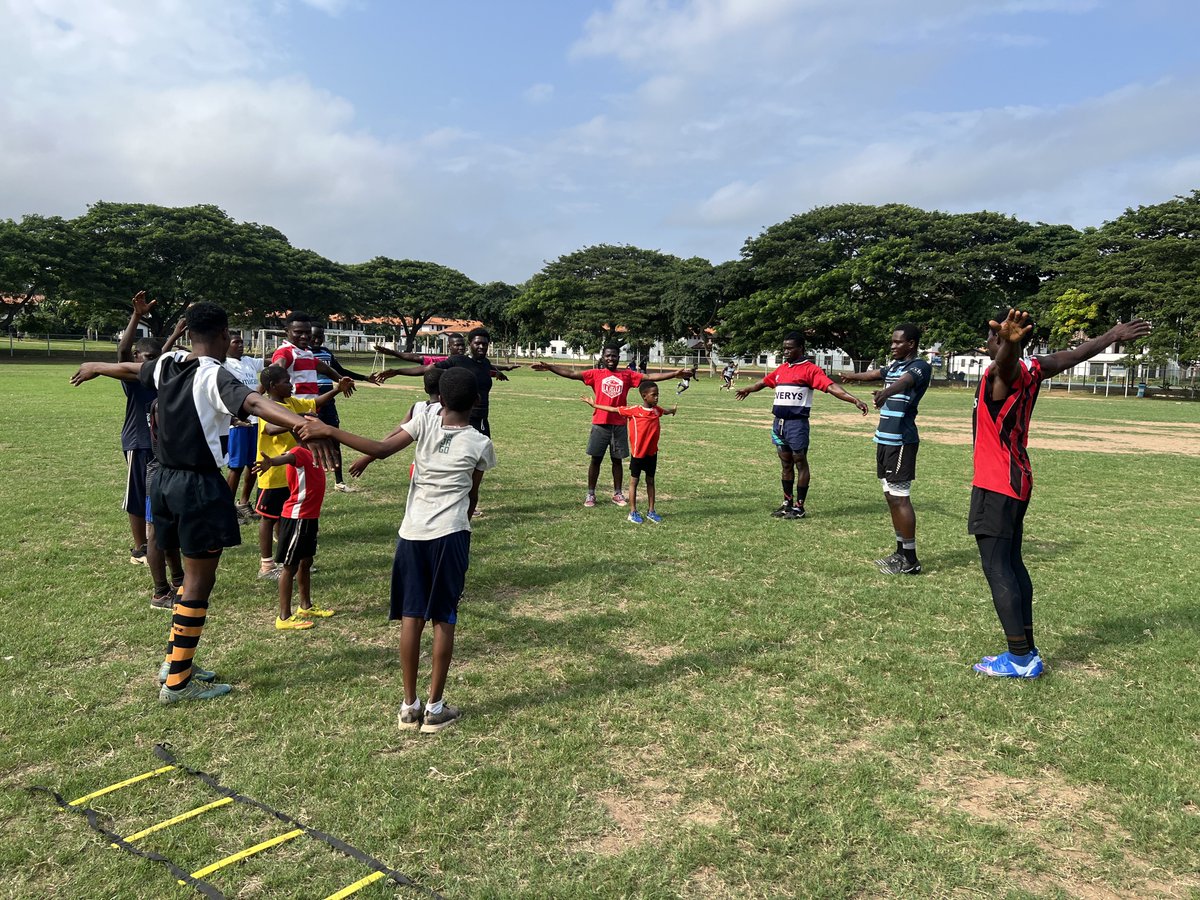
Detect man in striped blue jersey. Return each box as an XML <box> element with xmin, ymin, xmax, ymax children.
<box><xmin>839</xmin><ymin>323</ymin><xmax>932</xmax><ymax>575</ymax></box>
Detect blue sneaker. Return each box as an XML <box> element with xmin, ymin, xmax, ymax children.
<box><xmin>627</xmin><ymin>511</ymin><xmax>644</xmax><ymax>524</ymax></box>
<box><xmin>973</xmin><ymin>651</ymin><xmax>1044</xmax><ymax>678</ymax></box>
<box><xmin>645</xmin><ymin>511</ymin><xmax>662</xmax><ymax>524</ymax></box>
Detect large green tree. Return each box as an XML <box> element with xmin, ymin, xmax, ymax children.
<box><xmin>350</xmin><ymin>257</ymin><xmax>477</xmax><ymax>351</ymax></box>
<box><xmin>720</xmin><ymin>203</ymin><xmax>1078</xmax><ymax>365</ymax></box>
<box><xmin>1044</xmin><ymin>191</ymin><xmax>1200</xmax><ymax>366</ymax></box>
<box><xmin>71</xmin><ymin>202</ymin><xmax>298</xmax><ymax>335</ymax></box>
<box><xmin>0</xmin><ymin>215</ymin><xmax>85</xmax><ymax>333</ymax></box>
<box><xmin>510</xmin><ymin>244</ymin><xmax>685</xmax><ymax>352</ymax></box>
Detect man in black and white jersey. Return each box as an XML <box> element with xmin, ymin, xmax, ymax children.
<box><xmin>135</xmin><ymin>302</ymin><xmax>335</xmax><ymax>703</ymax></box>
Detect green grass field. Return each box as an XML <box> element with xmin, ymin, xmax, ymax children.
<box><xmin>2</xmin><ymin>364</ymin><xmax>1198</xmax><ymax>899</ymax></box>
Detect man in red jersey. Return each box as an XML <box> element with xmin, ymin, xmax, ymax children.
<box><xmin>970</xmin><ymin>308</ymin><xmax>1150</xmax><ymax>679</ymax></box>
<box><xmin>532</xmin><ymin>345</ymin><xmax>693</xmax><ymax>508</ymax></box>
<box><xmin>736</xmin><ymin>331</ymin><xmax>868</xmax><ymax>519</ymax></box>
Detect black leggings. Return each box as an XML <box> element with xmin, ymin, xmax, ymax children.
<box><xmin>976</xmin><ymin>527</ymin><xmax>1034</xmax><ymax>645</ymax></box>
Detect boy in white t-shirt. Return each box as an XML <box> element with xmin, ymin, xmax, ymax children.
<box><xmin>299</xmin><ymin>367</ymin><xmax>495</xmax><ymax>734</ymax></box>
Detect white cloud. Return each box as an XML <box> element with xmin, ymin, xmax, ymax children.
<box><xmin>523</xmin><ymin>82</ymin><xmax>555</xmax><ymax>104</ymax></box>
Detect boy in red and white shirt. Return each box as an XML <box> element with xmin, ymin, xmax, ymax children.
<box><xmin>254</xmin><ymin>442</ymin><xmax>334</xmax><ymax>631</ymax></box>
<box><xmin>583</xmin><ymin>382</ymin><xmax>677</xmax><ymax>524</ymax></box>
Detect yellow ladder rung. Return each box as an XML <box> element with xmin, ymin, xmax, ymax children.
<box><xmin>323</xmin><ymin>870</ymin><xmax>387</xmax><ymax>899</ymax></box>
<box><xmin>114</xmin><ymin>796</ymin><xmax>235</xmax><ymax>846</ymax></box>
<box><xmin>183</xmin><ymin>828</ymin><xmax>305</xmax><ymax>882</ymax></box>
<box><xmin>68</xmin><ymin>766</ymin><xmax>176</xmax><ymax>807</ymax></box>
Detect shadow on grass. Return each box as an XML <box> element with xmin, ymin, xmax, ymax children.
<box><xmin>1053</xmin><ymin>610</ymin><xmax>1200</xmax><ymax>666</ymax></box>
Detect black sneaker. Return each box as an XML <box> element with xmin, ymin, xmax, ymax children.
<box><xmin>879</xmin><ymin>556</ymin><xmax>922</xmax><ymax>576</ymax></box>
<box><xmin>130</xmin><ymin>544</ymin><xmax>148</xmax><ymax>565</ymax></box>
<box><xmin>770</xmin><ymin>502</ymin><xmax>792</xmax><ymax>518</ymax></box>
<box><xmin>398</xmin><ymin>704</ymin><xmax>423</xmax><ymax>731</ymax></box>
<box><xmin>420</xmin><ymin>704</ymin><xmax>461</xmax><ymax>734</ymax></box>
<box><xmin>784</xmin><ymin>505</ymin><xmax>806</xmax><ymax>520</ymax></box>
<box><xmin>874</xmin><ymin>552</ymin><xmax>903</xmax><ymax>570</ymax></box>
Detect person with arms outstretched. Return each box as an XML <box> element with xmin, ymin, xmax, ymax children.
<box><xmin>969</xmin><ymin>308</ymin><xmax>1150</xmax><ymax>679</ymax></box>
<box><xmin>836</xmin><ymin>323</ymin><xmax>932</xmax><ymax>574</ymax></box>
<box><xmin>737</xmin><ymin>331</ymin><xmax>868</xmax><ymax>519</ymax></box>
<box><xmin>532</xmin><ymin>345</ymin><xmax>693</xmax><ymax>508</ymax></box>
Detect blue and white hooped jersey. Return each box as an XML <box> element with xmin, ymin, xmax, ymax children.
<box><xmin>874</xmin><ymin>357</ymin><xmax>932</xmax><ymax>446</ymax></box>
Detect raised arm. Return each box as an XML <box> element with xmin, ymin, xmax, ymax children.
<box><xmin>643</xmin><ymin>365</ymin><xmax>695</xmax><ymax>383</ymax></box>
<box><xmin>1037</xmin><ymin>318</ymin><xmax>1152</xmax><ymax>380</ymax></box>
<box><xmin>314</xmin><ymin>377</ymin><xmax>354</xmax><ymax>409</ymax></box>
<box><xmin>297</xmin><ymin>418</ymin><xmax>415</xmax><ymax>460</ymax></box>
<box><xmin>251</xmin><ymin>451</ymin><xmax>298</xmax><ymax>476</ymax></box>
<box><xmin>529</xmin><ymin>362</ymin><xmax>585</xmax><ymax>381</ymax></box>
<box><xmin>161</xmin><ymin>314</ymin><xmax>187</xmax><ymax>353</ymax></box>
<box><xmin>314</xmin><ymin>360</ymin><xmax>356</xmax><ymax>395</ymax></box>
<box><xmin>370</xmin><ymin>365</ymin><xmax>430</xmax><ymax>384</ymax></box>
<box><xmin>70</xmin><ymin>360</ymin><xmax>143</xmax><ymax>385</ymax></box>
<box><xmin>580</xmin><ymin>394</ymin><xmax>620</xmax><ymax>415</ymax></box>
<box><xmin>836</xmin><ymin>368</ymin><xmax>883</xmax><ymax>384</ymax></box>
<box><xmin>989</xmin><ymin>308</ymin><xmax>1033</xmax><ymax>401</ymax></box>
<box><xmin>735</xmin><ymin>379</ymin><xmax>769</xmax><ymax>401</ymax></box>
<box><xmin>241</xmin><ymin>394</ymin><xmax>337</xmax><ymax>469</ymax></box>
<box><xmin>325</xmin><ymin>352</ymin><xmax>368</xmax><ymax>381</ymax></box>
<box><xmin>372</xmin><ymin>343</ymin><xmax>425</xmax><ymax>363</ymax></box>
<box><xmin>117</xmin><ymin>291</ymin><xmax>155</xmax><ymax>361</ymax></box>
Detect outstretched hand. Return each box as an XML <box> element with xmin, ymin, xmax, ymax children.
<box><xmin>734</xmin><ymin>388</ymin><xmax>751</xmax><ymax>401</ymax></box>
<box><xmin>297</xmin><ymin>417</ymin><xmax>333</xmax><ymax>443</ymax></box>
<box><xmin>855</xmin><ymin>398</ymin><xmax>869</xmax><ymax>416</ymax></box>
<box><xmin>132</xmin><ymin>290</ymin><xmax>157</xmax><ymax>318</ymax></box>
<box><xmin>1110</xmin><ymin>319</ymin><xmax>1152</xmax><ymax>343</ymax></box>
<box><xmin>495</xmin><ymin>371</ymin><xmax>509</xmax><ymax>382</ymax></box>
<box><xmin>530</xmin><ymin>362</ymin><xmax>551</xmax><ymax>371</ymax></box>
<box><xmin>990</xmin><ymin>308</ymin><xmax>1033</xmax><ymax>346</ymax></box>
<box><xmin>348</xmin><ymin>455</ymin><xmax>373</xmax><ymax>479</ymax></box>
<box><xmin>872</xmin><ymin>390</ymin><xmax>886</xmax><ymax>409</ymax></box>
<box><xmin>369</xmin><ymin>371</ymin><xmax>391</xmax><ymax>385</ymax></box>
<box><xmin>70</xmin><ymin>363</ymin><xmax>101</xmax><ymax>386</ymax></box>
<box><xmin>579</xmin><ymin>394</ymin><xmax>596</xmax><ymax>407</ymax></box>
<box><xmin>337</xmin><ymin>376</ymin><xmax>355</xmax><ymax>395</ymax></box>
<box><xmin>308</xmin><ymin>438</ymin><xmax>339</xmax><ymax>472</ymax></box>
<box><xmin>250</xmin><ymin>457</ymin><xmax>276</xmax><ymax>476</ymax></box>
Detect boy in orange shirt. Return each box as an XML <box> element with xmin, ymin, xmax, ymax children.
<box><xmin>583</xmin><ymin>382</ymin><xmax>676</xmax><ymax>524</ymax></box>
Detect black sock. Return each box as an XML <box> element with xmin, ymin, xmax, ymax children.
<box><xmin>782</xmin><ymin>479</ymin><xmax>794</xmax><ymax>505</ymax></box>
<box><xmin>901</xmin><ymin>539</ymin><xmax>917</xmax><ymax>564</ymax></box>
<box><xmin>796</xmin><ymin>485</ymin><xmax>809</xmax><ymax>506</ymax></box>
<box><xmin>1025</xmin><ymin>627</ymin><xmax>1035</xmax><ymax>655</ymax></box>
<box><xmin>1006</xmin><ymin>634</ymin><xmax>1032</xmax><ymax>657</ymax></box>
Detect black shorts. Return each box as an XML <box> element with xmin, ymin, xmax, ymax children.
<box><xmin>389</xmin><ymin>531</ymin><xmax>470</xmax><ymax>624</ymax></box>
<box><xmin>123</xmin><ymin>448</ymin><xmax>153</xmax><ymax>516</ymax></box>
<box><xmin>275</xmin><ymin>518</ymin><xmax>319</xmax><ymax>566</ymax></box>
<box><xmin>587</xmin><ymin>424</ymin><xmax>630</xmax><ymax>460</ymax></box>
<box><xmin>256</xmin><ymin>486</ymin><xmax>288</xmax><ymax>520</ymax></box>
<box><xmin>151</xmin><ymin>467</ymin><xmax>240</xmax><ymax>559</ymax></box>
<box><xmin>316</xmin><ymin>400</ymin><xmax>340</xmax><ymax>428</ymax></box>
<box><xmin>629</xmin><ymin>454</ymin><xmax>658</xmax><ymax>479</ymax></box>
<box><xmin>471</xmin><ymin>415</ymin><xmax>490</xmax><ymax>437</ymax></box>
<box><xmin>876</xmin><ymin>443</ymin><xmax>918</xmax><ymax>483</ymax></box>
<box><xmin>967</xmin><ymin>486</ymin><xmax>1030</xmax><ymax>539</ymax></box>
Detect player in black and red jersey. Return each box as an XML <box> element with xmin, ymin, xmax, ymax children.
<box><xmin>736</xmin><ymin>331</ymin><xmax>868</xmax><ymax>518</ymax></box>
<box><xmin>970</xmin><ymin>308</ymin><xmax>1150</xmax><ymax>679</ymax></box>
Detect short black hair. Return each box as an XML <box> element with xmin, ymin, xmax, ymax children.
<box><xmin>134</xmin><ymin>336</ymin><xmax>162</xmax><ymax>356</ymax></box>
<box><xmin>602</xmin><ymin>343</ymin><xmax>622</xmax><ymax>354</ymax></box>
<box><xmin>895</xmin><ymin>322</ymin><xmax>921</xmax><ymax>344</ymax></box>
<box><xmin>261</xmin><ymin>364</ymin><xmax>289</xmax><ymax>389</ymax></box>
<box><xmin>186</xmin><ymin>303</ymin><xmax>229</xmax><ymax>339</ymax></box>
<box><xmin>285</xmin><ymin>311</ymin><xmax>311</xmax><ymax>327</ymax></box>
<box><xmin>423</xmin><ymin>367</ymin><xmax>443</xmax><ymax>396</ymax></box>
<box><xmin>468</xmin><ymin>326</ymin><xmax>490</xmax><ymax>342</ymax></box>
<box><xmin>438</xmin><ymin>367</ymin><xmax>478</xmax><ymax>413</ymax></box>
<box><xmin>783</xmin><ymin>330</ymin><xmax>804</xmax><ymax>346</ymax></box>
<box><xmin>637</xmin><ymin>381</ymin><xmax>658</xmax><ymax>398</ymax></box>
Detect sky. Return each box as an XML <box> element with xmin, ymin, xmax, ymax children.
<box><xmin>2</xmin><ymin>0</ymin><xmax>1199</xmax><ymax>284</ymax></box>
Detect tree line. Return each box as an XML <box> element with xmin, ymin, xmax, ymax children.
<box><xmin>2</xmin><ymin>192</ymin><xmax>1198</xmax><ymax>367</ymax></box>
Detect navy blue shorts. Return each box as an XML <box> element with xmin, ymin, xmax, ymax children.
<box><xmin>227</xmin><ymin>424</ymin><xmax>256</xmax><ymax>469</ymax></box>
<box><xmin>389</xmin><ymin>531</ymin><xmax>471</xmax><ymax>624</ymax></box>
<box><xmin>316</xmin><ymin>400</ymin><xmax>340</xmax><ymax>428</ymax></box>
<box><xmin>771</xmin><ymin>417</ymin><xmax>810</xmax><ymax>454</ymax></box>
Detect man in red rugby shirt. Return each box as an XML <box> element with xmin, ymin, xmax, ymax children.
<box><xmin>737</xmin><ymin>331</ymin><xmax>868</xmax><ymax>519</ymax></box>
<box><xmin>532</xmin><ymin>345</ymin><xmax>693</xmax><ymax>508</ymax></box>
<box><xmin>970</xmin><ymin>308</ymin><xmax>1150</xmax><ymax>678</ymax></box>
